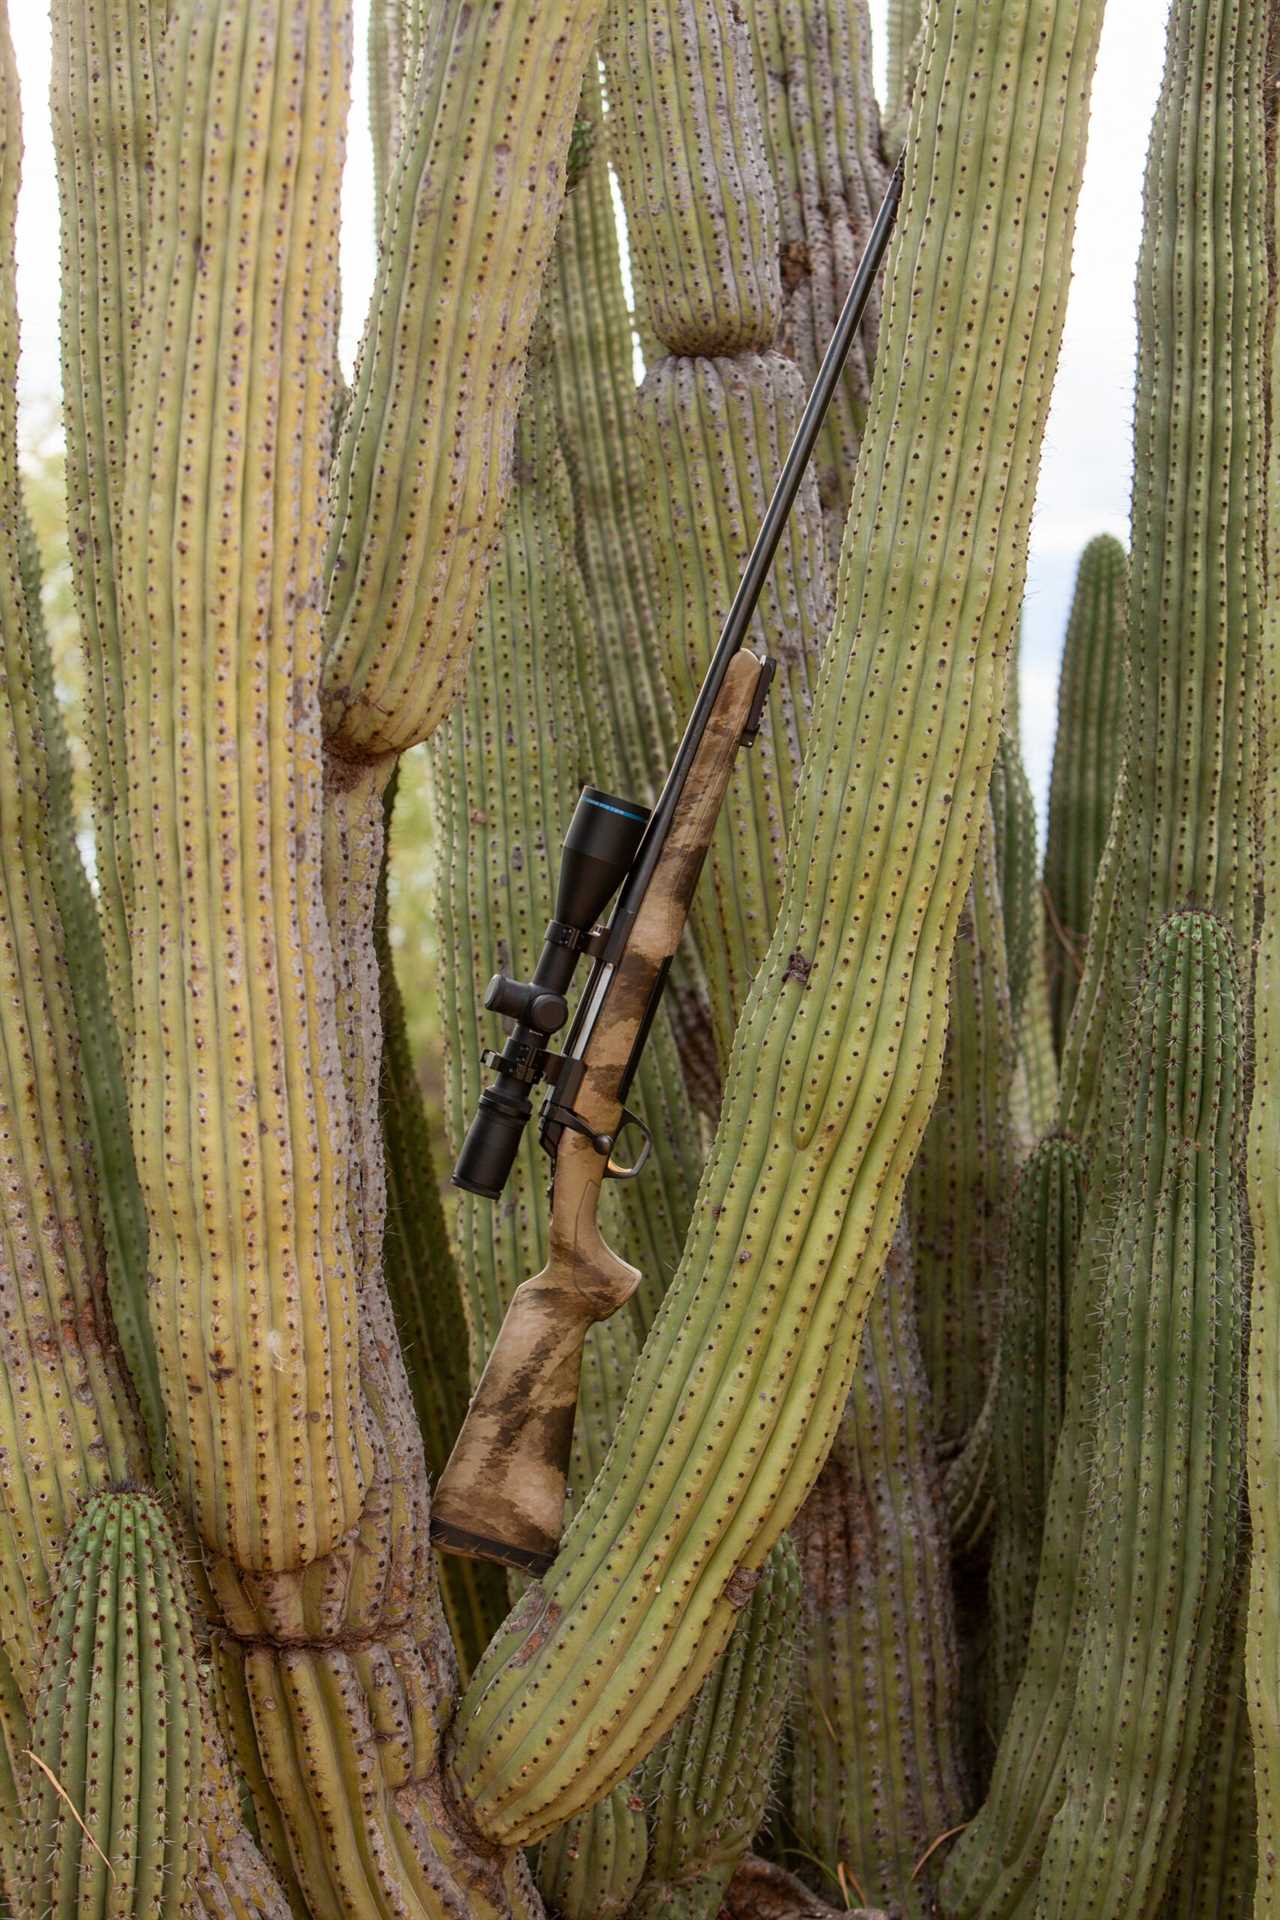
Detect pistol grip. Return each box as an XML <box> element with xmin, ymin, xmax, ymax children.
<box><xmin>431</xmin><ymin>1135</ymin><xmax>639</xmax><ymax>1572</ymax></box>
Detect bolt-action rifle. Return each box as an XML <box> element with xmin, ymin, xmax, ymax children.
<box><xmin>430</xmin><ymin>154</ymin><xmax>905</xmax><ymax>1575</ymax></box>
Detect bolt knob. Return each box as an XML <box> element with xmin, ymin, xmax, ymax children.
<box><xmin>484</xmin><ymin>973</ymin><xmax>569</xmax><ymax>1035</ymax></box>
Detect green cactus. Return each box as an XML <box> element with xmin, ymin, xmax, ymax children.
<box><xmin>22</xmin><ymin>1491</ymin><xmax>202</xmax><ymax>1920</ymax></box>
<box><xmin>1031</xmin><ymin>914</ymin><xmax>1244</xmax><ymax>1919</ymax></box>
<box><xmin>536</xmin><ymin>1785</ymin><xmax>649</xmax><ymax>1919</ymax></box>
<box><xmin>1042</xmin><ymin>535</ymin><xmax>1128</xmax><ymax>1052</ymax></box>
<box><xmin>943</xmin><ymin>3</ymin><xmax>1269</xmax><ymax>1906</ymax></box>
<box><xmin>744</xmin><ymin>0</ymin><xmax>890</xmax><ymax>561</ymax></box>
<box><xmin>784</xmin><ymin>1221</ymin><xmax>969</xmax><ymax>1918</ymax></box>
<box><xmin>987</xmin><ymin>1134</ymin><xmax>1086</xmax><ymax>1735</ymax></box>
<box><xmin>908</xmin><ymin>807</ymin><xmax>1016</xmax><ymax>1455</ymax></box>
<box><xmin>602</xmin><ymin>0</ymin><xmax>833</xmax><ymax>1055</ymax></box>
<box><xmin>450</xmin><ymin>0</ymin><xmax>1104</xmax><ymax>1842</ymax></box>
<box><xmin>629</xmin><ymin>1540</ymin><xmax>800</xmax><ymax>1919</ymax></box>
<box><xmin>1161</xmin><ymin>1575</ymin><xmax>1255</xmax><ymax>1919</ymax></box>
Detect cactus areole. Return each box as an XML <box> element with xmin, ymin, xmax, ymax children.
<box><xmin>430</xmin><ymin>153</ymin><xmax>905</xmax><ymax>1577</ymax></box>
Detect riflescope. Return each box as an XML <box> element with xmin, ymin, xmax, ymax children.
<box><xmin>451</xmin><ymin>786</ymin><xmax>650</xmax><ymax>1198</ymax></box>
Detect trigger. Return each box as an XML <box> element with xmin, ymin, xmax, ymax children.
<box><xmin>604</xmin><ymin>1107</ymin><xmax>653</xmax><ymax>1181</ymax></box>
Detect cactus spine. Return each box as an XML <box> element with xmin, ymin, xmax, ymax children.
<box><xmin>987</xmin><ymin>1134</ymin><xmax>1086</xmax><ymax>1734</ymax></box>
<box><xmin>22</xmin><ymin>1492</ymin><xmax>202</xmax><ymax>1920</ymax></box>
<box><xmin>449</xmin><ymin>0</ymin><xmax>1104</xmax><ymax>1841</ymax></box>
<box><xmin>785</xmin><ymin>1221</ymin><xmax>968</xmax><ymax>1917</ymax></box>
<box><xmin>1042</xmin><ymin>535</ymin><xmax>1128</xmax><ymax>1052</ymax></box>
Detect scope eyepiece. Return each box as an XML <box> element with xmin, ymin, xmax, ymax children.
<box><xmin>453</xmin><ymin>1078</ymin><xmax>533</xmax><ymax>1198</ymax></box>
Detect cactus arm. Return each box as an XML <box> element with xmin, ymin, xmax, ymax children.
<box><xmin>368</xmin><ymin>0</ymin><xmax>404</xmax><ymax>219</ymax></box>
<box><xmin>1028</xmin><ymin>917</ymin><xmax>1245</xmax><ymax>1919</ymax></box>
<box><xmin>602</xmin><ymin>0</ymin><xmax>833</xmax><ymax>1055</ymax></box>
<box><xmin>987</xmin><ymin>1134</ymin><xmax>1086</xmax><ymax>1735</ymax></box>
<box><xmin>24</xmin><ymin>1493</ymin><xmax>202</xmax><ymax>1919</ymax></box>
<box><xmin>884</xmin><ymin>0</ymin><xmax>925</xmax><ymax>130</ymax></box>
<box><xmin>0</xmin><ymin>0</ymin><xmax>147</xmax><ymax>1710</ymax></box>
<box><xmin>375</xmin><ymin>772</ymin><xmax>510</xmax><ymax>1676</ymax></box>
<box><xmin>1246</xmin><ymin>51</ymin><xmax>1280</xmax><ymax>1912</ymax></box>
<box><xmin>908</xmin><ymin>804</ymin><xmax>1015</xmax><ymax>1452</ymax></box>
<box><xmin>20</xmin><ymin>499</ymin><xmax>165</xmax><ymax>1471</ymax></box>
<box><xmin>321</xmin><ymin>0</ymin><xmax>608</xmax><ymax>756</ymax></box>
<box><xmin>447</xmin><ymin>0</ymin><xmax>1104</xmax><ymax>1841</ymax></box>
<box><xmin>743</xmin><ymin>0</ymin><xmax>889</xmax><ymax>562</ymax></box>
<box><xmin>629</xmin><ymin>1539</ymin><xmax>800</xmax><ymax>1919</ymax></box>
<box><xmin>1161</xmin><ymin>1574</ymin><xmax>1256</xmax><ymax>1918</ymax></box>
<box><xmin>50</xmin><ymin>0</ymin><xmax>161</xmax><ymax>1055</ymax></box>
<box><xmin>785</xmin><ymin>1221</ymin><xmax>968</xmax><ymax>1917</ymax></box>
<box><xmin>1041</xmin><ymin>535</ymin><xmax>1128</xmax><ymax>1051</ymax></box>
<box><xmin>120</xmin><ymin>0</ymin><xmax>369</xmax><ymax>1577</ymax></box>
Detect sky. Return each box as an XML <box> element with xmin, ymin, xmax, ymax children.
<box><xmin>8</xmin><ymin>3</ymin><xmax>1169</xmax><ymax>817</ymax></box>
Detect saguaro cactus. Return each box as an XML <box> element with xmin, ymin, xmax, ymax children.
<box><xmin>1043</xmin><ymin>535</ymin><xmax>1128</xmax><ymax>1051</ymax></box>
<box><xmin>1033</xmin><ymin>915</ymin><xmax>1244</xmax><ymax>1918</ymax></box>
<box><xmin>22</xmin><ymin>1492</ymin><xmax>201</xmax><ymax>1920</ymax></box>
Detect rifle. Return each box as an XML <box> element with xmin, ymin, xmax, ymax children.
<box><xmin>430</xmin><ymin>154</ymin><xmax>905</xmax><ymax>1575</ymax></box>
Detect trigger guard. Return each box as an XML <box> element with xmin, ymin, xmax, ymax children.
<box><xmin>604</xmin><ymin>1108</ymin><xmax>652</xmax><ymax>1181</ymax></box>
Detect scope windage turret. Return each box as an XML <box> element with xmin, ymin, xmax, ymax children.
<box><xmin>451</xmin><ymin>786</ymin><xmax>650</xmax><ymax>1200</ymax></box>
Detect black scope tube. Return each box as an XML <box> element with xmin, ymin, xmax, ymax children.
<box><xmin>603</xmin><ymin>150</ymin><xmax>905</xmax><ymax>945</ymax></box>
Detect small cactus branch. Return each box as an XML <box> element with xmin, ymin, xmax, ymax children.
<box><xmin>908</xmin><ymin>805</ymin><xmax>1015</xmax><ymax>1453</ymax></box>
<box><xmin>51</xmin><ymin>0</ymin><xmax>161</xmax><ymax>1056</ymax></box>
<box><xmin>885</xmin><ymin>0</ymin><xmax>926</xmax><ymax>132</ymax></box>
<box><xmin>448</xmin><ymin>0</ymin><xmax>1104</xmax><ymax>1843</ymax></box>
<box><xmin>322</xmin><ymin>0</ymin><xmax>608</xmax><ymax>756</ymax></box>
<box><xmin>23</xmin><ymin>1492</ymin><xmax>202</xmax><ymax>1919</ymax></box>
<box><xmin>376</xmin><ymin>773</ymin><xmax>509</xmax><ymax>1674</ymax></box>
<box><xmin>987</xmin><ymin>1133</ymin><xmax>1085</xmax><ymax>1735</ymax></box>
<box><xmin>744</xmin><ymin>0</ymin><xmax>890</xmax><ymax>561</ymax></box>
<box><xmin>120</xmin><ymin>0</ymin><xmax>368</xmax><ymax>1576</ymax></box>
<box><xmin>631</xmin><ymin>1540</ymin><xmax>800</xmax><ymax>1918</ymax></box>
<box><xmin>21</xmin><ymin>496</ymin><xmax>165</xmax><ymax>1469</ymax></box>
<box><xmin>784</xmin><ymin>1221</ymin><xmax>969</xmax><ymax>1918</ymax></box>
<box><xmin>1042</xmin><ymin>534</ymin><xmax>1128</xmax><ymax>1051</ymax></box>
<box><xmin>537</xmin><ymin>1783</ymin><xmax>649</xmax><ymax>1918</ymax></box>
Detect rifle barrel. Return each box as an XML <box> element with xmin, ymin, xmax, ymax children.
<box><xmin>601</xmin><ymin>150</ymin><xmax>905</xmax><ymax>949</ymax></box>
